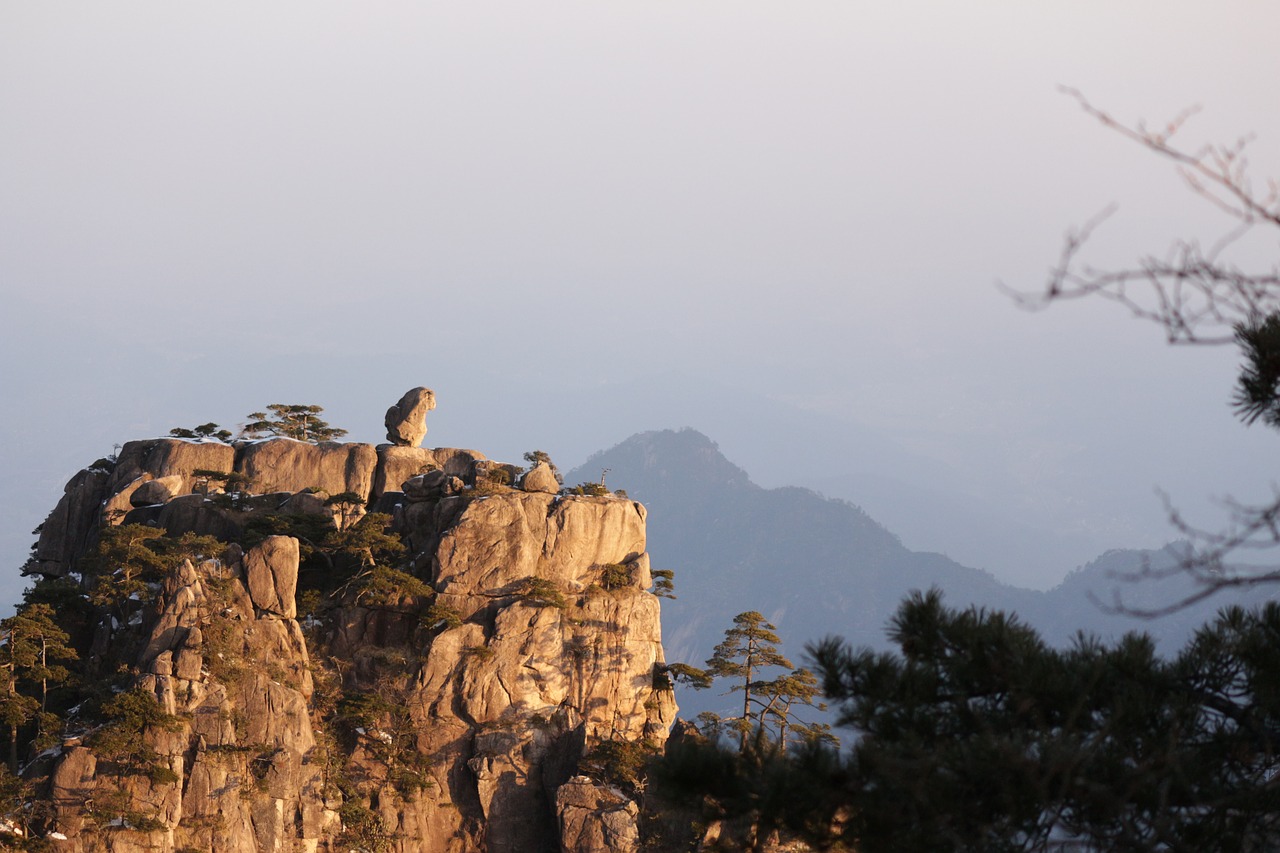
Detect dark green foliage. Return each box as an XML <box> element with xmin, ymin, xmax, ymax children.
<box><xmin>89</xmin><ymin>689</ymin><xmax>184</xmax><ymax>784</ymax></box>
<box><xmin>651</xmin><ymin>568</ymin><xmax>676</xmax><ymax>599</ymax></box>
<box><xmin>515</xmin><ymin>576</ymin><xmax>567</xmax><ymax>609</ymax></box>
<box><xmin>464</xmin><ymin>645</ymin><xmax>495</xmax><ymax>662</ymax></box>
<box><xmin>523</xmin><ymin>449</ymin><xmax>564</xmax><ymax>485</ymax></box>
<box><xmin>705</xmin><ymin>611</ymin><xmax>794</xmax><ymax>751</ymax></box>
<box><xmin>599</xmin><ymin>563</ymin><xmax>631</xmax><ymax>591</ymax></box>
<box><xmin>468</xmin><ymin>466</ymin><xmax>514</xmax><ymax>495</ymax></box>
<box><xmin>346</xmin><ymin>566</ymin><xmax>433</xmax><ymax>610</ymax></box>
<box><xmin>336</xmin><ymin>686</ymin><xmax>432</xmax><ymax>795</ymax></box>
<box><xmin>802</xmin><ymin>591</ymin><xmax>1280</xmax><ymax>852</ymax></box>
<box><xmin>421</xmin><ymin>601</ymin><xmax>463</xmax><ymax>631</ymax></box>
<box><xmin>649</xmin><ymin>732</ymin><xmax>847</xmax><ymax>853</ymax></box>
<box><xmin>336</xmin><ymin>799</ymin><xmax>392</xmax><ymax>852</ymax></box>
<box><xmin>297</xmin><ymin>588</ymin><xmax>330</xmax><ymax>623</ymax></box>
<box><xmin>86</xmin><ymin>788</ymin><xmax>168</xmax><ymax>833</ymax></box>
<box><xmin>85</xmin><ymin>528</ymin><xmax>225</xmax><ymax>623</ymax></box>
<box><xmin>1233</xmin><ymin>312</ymin><xmax>1280</xmax><ymax>428</ymax></box>
<box><xmin>581</xmin><ymin>738</ymin><xmax>659</xmax><ymax>793</ymax></box>
<box><xmin>169</xmin><ymin>423</ymin><xmax>232</xmax><ymax>441</ymax></box>
<box><xmin>249</xmin><ymin>511</ymin><xmax>410</xmax><ymax>626</ymax></box>
<box><xmin>15</xmin><ymin>577</ymin><xmax>90</xmax><ymax>665</ymax></box>
<box><xmin>566</xmin><ymin>482</ymin><xmax>610</xmax><ymax>497</ymax></box>
<box><xmin>191</xmin><ymin>468</ymin><xmax>251</xmax><ymax>496</ymax></box>
<box><xmin>325</xmin><ymin>491</ymin><xmax>367</xmax><ymax>529</ymax></box>
<box><xmin>84</xmin><ymin>523</ymin><xmax>170</xmax><ymax>611</ymax></box>
<box><xmin>242</xmin><ymin>512</ymin><xmax>332</xmax><ymax>558</ymax></box>
<box><xmin>662</xmin><ymin>663</ymin><xmax>712</xmax><ymax>690</ymax></box>
<box><xmin>324</xmin><ymin>513</ymin><xmax>405</xmax><ymax>572</ymax></box>
<box><xmin>0</xmin><ymin>766</ymin><xmax>45</xmax><ymax>848</ymax></box>
<box><xmin>0</xmin><ymin>603</ymin><xmax>78</xmax><ymax>769</ymax></box>
<box><xmin>145</xmin><ymin>531</ymin><xmax>225</xmax><ymax>566</ymax></box>
<box><xmin>754</xmin><ymin>668</ymin><xmax>832</xmax><ymax>748</ymax></box>
<box><xmin>241</xmin><ymin>404</ymin><xmax>348</xmax><ymax>442</ymax></box>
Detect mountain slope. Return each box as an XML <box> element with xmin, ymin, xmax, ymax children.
<box><xmin>567</xmin><ymin>429</ymin><xmax>1280</xmax><ymax>719</ymax></box>
<box><xmin>566</xmin><ymin>430</ymin><xmax>1039</xmax><ymax>673</ymax></box>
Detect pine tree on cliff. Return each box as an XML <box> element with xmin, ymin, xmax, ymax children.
<box><xmin>706</xmin><ymin>611</ymin><xmax>793</xmax><ymax>752</ymax></box>
<box><xmin>0</xmin><ymin>604</ymin><xmax>77</xmax><ymax>772</ymax></box>
<box><xmin>241</xmin><ymin>404</ymin><xmax>348</xmax><ymax>442</ymax></box>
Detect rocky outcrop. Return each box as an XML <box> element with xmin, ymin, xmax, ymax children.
<box><xmin>44</xmin><ymin>542</ymin><xmax>322</xmax><ymax>851</ymax></box>
<box><xmin>29</xmin><ymin>437</ymin><xmax>492</xmax><ymax>580</ymax></box>
<box><xmin>557</xmin><ymin>778</ymin><xmax>640</xmax><ymax>853</ymax></box>
<box><xmin>238</xmin><ymin>439</ymin><xmax>378</xmax><ymax>497</ymax></box>
<box><xmin>385</xmin><ymin>387</ymin><xmax>437</xmax><ymax>447</ymax></box>
<box><xmin>107</xmin><ymin>438</ymin><xmax>237</xmax><ymax>498</ymax></box>
<box><xmin>27</xmin><ymin>465</ymin><xmax>110</xmax><ymax>577</ymax></box>
<box><xmin>242</xmin><ymin>536</ymin><xmax>300</xmax><ymax>618</ymax></box>
<box><xmin>374</xmin><ymin>445</ymin><xmax>485</xmax><ymax>498</ymax></box>
<box><xmin>26</xmin><ymin>427</ymin><xmax>675</xmax><ymax>853</ymax></box>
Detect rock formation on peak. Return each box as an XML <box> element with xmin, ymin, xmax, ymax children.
<box><xmin>385</xmin><ymin>387</ymin><xmax>437</xmax><ymax>448</ymax></box>
<box><xmin>14</xmin><ymin>420</ymin><xmax>675</xmax><ymax>852</ymax></box>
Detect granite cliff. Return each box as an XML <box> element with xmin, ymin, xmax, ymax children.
<box><xmin>11</xmin><ymin>392</ymin><xmax>676</xmax><ymax>851</ymax></box>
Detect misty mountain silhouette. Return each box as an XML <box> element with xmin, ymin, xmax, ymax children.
<box><xmin>566</xmin><ymin>429</ymin><xmax>1280</xmax><ymax>721</ymax></box>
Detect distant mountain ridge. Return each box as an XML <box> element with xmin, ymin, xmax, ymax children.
<box><xmin>566</xmin><ymin>429</ymin><xmax>1279</xmax><ymax>717</ymax></box>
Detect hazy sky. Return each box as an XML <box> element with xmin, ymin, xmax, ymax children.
<box><xmin>3</xmin><ymin>2</ymin><xmax>1279</xmax><ymax>605</ymax></box>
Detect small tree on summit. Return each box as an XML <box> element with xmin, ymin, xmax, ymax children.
<box><xmin>523</xmin><ymin>450</ymin><xmax>563</xmax><ymax>485</ymax></box>
<box><xmin>169</xmin><ymin>422</ymin><xmax>232</xmax><ymax>441</ymax></box>
<box><xmin>241</xmin><ymin>404</ymin><xmax>348</xmax><ymax>442</ymax></box>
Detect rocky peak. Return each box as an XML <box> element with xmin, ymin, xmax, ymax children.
<box><xmin>15</xmin><ymin>399</ymin><xmax>675</xmax><ymax>852</ymax></box>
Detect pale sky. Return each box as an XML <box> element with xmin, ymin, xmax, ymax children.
<box><xmin>2</xmin><ymin>2</ymin><xmax>1279</xmax><ymax>606</ymax></box>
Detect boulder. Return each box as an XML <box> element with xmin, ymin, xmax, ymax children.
<box><xmin>131</xmin><ymin>475</ymin><xmax>183</xmax><ymax>506</ymax></box>
<box><xmin>519</xmin><ymin>461</ymin><xmax>560</xmax><ymax>494</ymax></box>
<box><xmin>557</xmin><ymin>777</ymin><xmax>640</xmax><ymax>853</ymax></box>
<box><xmin>374</xmin><ymin>445</ymin><xmax>485</xmax><ymax>497</ymax></box>
<box><xmin>156</xmin><ymin>494</ymin><xmax>243</xmax><ymax>541</ymax></box>
<box><xmin>384</xmin><ymin>387</ymin><xmax>436</xmax><ymax>447</ymax></box>
<box><xmin>404</xmin><ymin>470</ymin><xmax>465</xmax><ymax>501</ymax></box>
<box><xmin>278</xmin><ymin>491</ymin><xmax>328</xmax><ymax>517</ymax></box>
<box><xmin>102</xmin><ymin>474</ymin><xmax>154</xmax><ymax>524</ymax></box>
<box><xmin>243</xmin><ymin>536</ymin><xmax>300</xmax><ymax>618</ymax></box>
<box><xmin>238</xmin><ymin>439</ymin><xmax>378</xmax><ymax>499</ymax></box>
<box><xmin>49</xmin><ymin>747</ymin><xmax>98</xmax><ymax>838</ymax></box>
<box><xmin>108</xmin><ymin>438</ymin><xmax>236</xmax><ymax>497</ymax></box>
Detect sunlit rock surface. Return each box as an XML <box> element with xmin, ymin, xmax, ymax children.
<box><xmin>26</xmin><ymin>430</ymin><xmax>674</xmax><ymax>852</ymax></box>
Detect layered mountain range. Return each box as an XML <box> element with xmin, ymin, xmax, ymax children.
<box><xmin>564</xmin><ymin>428</ymin><xmax>1276</xmax><ymax>721</ymax></box>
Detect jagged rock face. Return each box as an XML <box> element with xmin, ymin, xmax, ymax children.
<box><xmin>30</xmin><ymin>436</ymin><xmax>675</xmax><ymax>853</ymax></box>
<box><xmin>28</xmin><ymin>466</ymin><xmax>110</xmax><ymax>576</ymax></box>
<box><xmin>385</xmin><ymin>387</ymin><xmax>437</xmax><ymax>447</ymax></box>
<box><xmin>47</xmin><ymin>545</ymin><xmax>322</xmax><ymax>852</ymax></box>
<box><xmin>426</xmin><ymin>493</ymin><xmax>648</xmax><ymax>605</ymax></box>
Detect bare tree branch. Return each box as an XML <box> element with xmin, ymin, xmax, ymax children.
<box><xmin>1012</xmin><ymin>91</ymin><xmax>1280</xmax><ymax>614</ymax></box>
<box><xmin>1005</xmin><ymin>89</ymin><xmax>1280</xmax><ymax>345</ymax></box>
